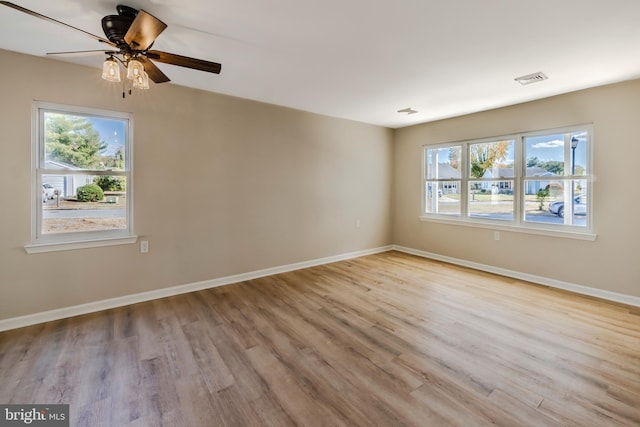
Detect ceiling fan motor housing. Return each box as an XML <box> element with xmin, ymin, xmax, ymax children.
<box><xmin>116</xmin><ymin>5</ymin><xmax>138</xmax><ymax>18</ymax></box>
<box><xmin>102</xmin><ymin>5</ymin><xmax>138</xmax><ymax>48</ymax></box>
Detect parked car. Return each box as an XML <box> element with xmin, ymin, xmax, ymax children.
<box><xmin>549</xmin><ymin>194</ymin><xmax>587</xmax><ymax>218</ymax></box>
<box><xmin>42</xmin><ymin>183</ymin><xmax>55</xmax><ymax>202</ymax></box>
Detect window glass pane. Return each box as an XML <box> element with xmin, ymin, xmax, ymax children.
<box><xmin>525</xmin><ymin>179</ymin><xmax>587</xmax><ymax>226</ymax></box>
<box><xmin>426</xmin><ymin>146</ymin><xmax>461</xmax><ymax>179</ymax></box>
<box><xmin>469</xmin><ymin>140</ymin><xmax>514</xmax><ymax>179</ymax></box>
<box><xmin>426</xmin><ymin>181</ymin><xmax>460</xmax><ymax>216</ymax></box>
<box><xmin>468</xmin><ymin>181</ymin><xmax>514</xmax><ymax>220</ymax></box>
<box><xmin>569</xmin><ymin>131</ymin><xmax>588</xmax><ymax>177</ymax></box>
<box><xmin>44</xmin><ymin>112</ymin><xmax>127</xmax><ymax>171</ymax></box>
<box><xmin>42</xmin><ymin>174</ymin><xmax>127</xmax><ymax>234</ymax></box>
<box><xmin>572</xmin><ymin>183</ymin><xmax>588</xmax><ymax>226</ymax></box>
<box><xmin>523</xmin><ymin>180</ymin><xmax>563</xmax><ymax>224</ymax></box>
<box><xmin>524</xmin><ymin>133</ymin><xmax>565</xmax><ymax>176</ymax></box>
<box><xmin>548</xmin><ymin>180</ymin><xmax>588</xmax><ymax>227</ymax></box>
<box><xmin>525</xmin><ymin>131</ymin><xmax>588</xmax><ymax>177</ymax></box>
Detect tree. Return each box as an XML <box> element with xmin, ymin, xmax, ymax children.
<box><xmin>448</xmin><ymin>146</ymin><xmax>461</xmax><ymax>169</ymax></box>
<box><xmin>470</xmin><ymin>141</ymin><xmax>510</xmax><ymax>178</ymax></box>
<box><xmin>536</xmin><ymin>185</ymin><xmax>550</xmax><ymax>210</ymax></box>
<box><xmin>95</xmin><ymin>147</ymin><xmax>126</xmax><ymax>191</ymax></box>
<box><xmin>94</xmin><ymin>175</ymin><xmax>126</xmax><ymax>191</ymax></box>
<box><xmin>527</xmin><ymin>156</ymin><xmax>543</xmax><ymax>168</ymax></box>
<box><xmin>45</xmin><ymin>113</ymin><xmax>107</xmax><ymax>168</ymax></box>
<box><xmin>525</xmin><ymin>157</ymin><xmax>566</xmax><ymax>175</ymax></box>
<box><xmin>542</xmin><ymin>161</ymin><xmax>564</xmax><ymax>175</ymax></box>
<box><xmin>100</xmin><ymin>147</ymin><xmax>125</xmax><ymax>170</ymax></box>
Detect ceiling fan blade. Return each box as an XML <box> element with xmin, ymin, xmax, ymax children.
<box><xmin>139</xmin><ymin>57</ymin><xmax>170</xmax><ymax>83</ymax></box>
<box><xmin>147</xmin><ymin>50</ymin><xmax>222</xmax><ymax>74</ymax></box>
<box><xmin>124</xmin><ymin>10</ymin><xmax>167</xmax><ymax>51</ymax></box>
<box><xmin>0</xmin><ymin>1</ymin><xmax>115</xmax><ymax>47</ymax></box>
<box><xmin>47</xmin><ymin>50</ymin><xmax>116</xmax><ymax>57</ymax></box>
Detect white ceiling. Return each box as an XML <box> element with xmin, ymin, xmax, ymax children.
<box><xmin>1</xmin><ymin>0</ymin><xmax>640</xmax><ymax>128</ymax></box>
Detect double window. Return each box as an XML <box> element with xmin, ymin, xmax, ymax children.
<box><xmin>27</xmin><ymin>102</ymin><xmax>135</xmax><ymax>252</ymax></box>
<box><xmin>423</xmin><ymin>125</ymin><xmax>593</xmax><ymax>238</ymax></box>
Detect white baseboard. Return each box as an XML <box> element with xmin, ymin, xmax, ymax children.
<box><xmin>0</xmin><ymin>245</ymin><xmax>393</xmax><ymax>332</ymax></box>
<box><xmin>4</xmin><ymin>243</ymin><xmax>636</xmax><ymax>332</ymax></box>
<box><xmin>392</xmin><ymin>245</ymin><xmax>640</xmax><ymax>308</ymax></box>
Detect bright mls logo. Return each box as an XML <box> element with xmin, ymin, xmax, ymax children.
<box><xmin>0</xmin><ymin>405</ymin><xmax>69</xmax><ymax>426</ymax></box>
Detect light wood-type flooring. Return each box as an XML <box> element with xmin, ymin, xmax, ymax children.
<box><xmin>1</xmin><ymin>251</ymin><xmax>639</xmax><ymax>426</ymax></box>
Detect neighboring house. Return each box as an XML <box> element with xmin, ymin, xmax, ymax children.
<box><xmin>43</xmin><ymin>160</ymin><xmax>93</xmax><ymax>198</ymax></box>
<box><xmin>524</xmin><ymin>167</ymin><xmax>559</xmax><ymax>194</ymax></box>
<box><xmin>481</xmin><ymin>167</ymin><xmax>558</xmax><ymax>194</ymax></box>
<box><xmin>435</xmin><ymin>163</ymin><xmax>461</xmax><ymax>194</ymax></box>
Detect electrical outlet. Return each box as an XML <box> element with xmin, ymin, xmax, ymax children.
<box><xmin>140</xmin><ymin>240</ymin><xmax>149</xmax><ymax>253</ymax></box>
<box><xmin>356</xmin><ymin>219</ymin><xmax>361</xmax><ymax>229</ymax></box>
<box><xmin>494</xmin><ymin>231</ymin><xmax>500</xmax><ymax>241</ymax></box>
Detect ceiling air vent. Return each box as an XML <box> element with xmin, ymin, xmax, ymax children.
<box><xmin>397</xmin><ymin>107</ymin><xmax>418</xmax><ymax>115</ymax></box>
<box><xmin>515</xmin><ymin>72</ymin><xmax>548</xmax><ymax>86</ymax></box>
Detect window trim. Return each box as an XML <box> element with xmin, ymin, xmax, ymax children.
<box><xmin>25</xmin><ymin>102</ymin><xmax>136</xmax><ymax>253</ymax></box>
<box><xmin>421</xmin><ymin>124</ymin><xmax>595</xmax><ymax>240</ymax></box>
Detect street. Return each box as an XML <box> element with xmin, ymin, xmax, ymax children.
<box><xmin>43</xmin><ymin>208</ymin><xmax>126</xmax><ymax>219</ymax></box>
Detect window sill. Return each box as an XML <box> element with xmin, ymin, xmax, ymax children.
<box><xmin>24</xmin><ymin>235</ymin><xmax>138</xmax><ymax>254</ymax></box>
<box><xmin>419</xmin><ymin>216</ymin><xmax>596</xmax><ymax>241</ymax></box>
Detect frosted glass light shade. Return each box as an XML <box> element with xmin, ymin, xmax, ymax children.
<box><xmin>127</xmin><ymin>59</ymin><xmax>145</xmax><ymax>80</ymax></box>
<box><xmin>101</xmin><ymin>58</ymin><xmax>121</xmax><ymax>82</ymax></box>
<box><xmin>132</xmin><ymin>70</ymin><xmax>150</xmax><ymax>90</ymax></box>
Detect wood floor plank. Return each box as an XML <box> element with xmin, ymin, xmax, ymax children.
<box><xmin>1</xmin><ymin>251</ymin><xmax>639</xmax><ymax>426</ymax></box>
<box><xmin>181</xmin><ymin>320</ymin><xmax>235</xmax><ymax>394</ymax></box>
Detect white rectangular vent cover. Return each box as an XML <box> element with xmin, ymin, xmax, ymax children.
<box><xmin>515</xmin><ymin>72</ymin><xmax>548</xmax><ymax>85</ymax></box>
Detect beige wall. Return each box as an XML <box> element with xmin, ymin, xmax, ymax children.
<box><xmin>2</xmin><ymin>47</ymin><xmax>639</xmax><ymax>322</ymax></box>
<box><xmin>393</xmin><ymin>79</ymin><xmax>640</xmax><ymax>297</ymax></box>
<box><xmin>0</xmin><ymin>49</ymin><xmax>393</xmax><ymax>320</ymax></box>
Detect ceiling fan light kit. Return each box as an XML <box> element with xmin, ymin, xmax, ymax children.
<box><xmin>126</xmin><ymin>58</ymin><xmax>145</xmax><ymax>80</ymax></box>
<box><xmin>0</xmin><ymin>1</ymin><xmax>222</xmax><ymax>97</ymax></box>
<box><xmin>134</xmin><ymin>71</ymin><xmax>150</xmax><ymax>90</ymax></box>
<box><xmin>101</xmin><ymin>56</ymin><xmax>121</xmax><ymax>82</ymax></box>
<box><xmin>101</xmin><ymin>55</ymin><xmax>151</xmax><ymax>95</ymax></box>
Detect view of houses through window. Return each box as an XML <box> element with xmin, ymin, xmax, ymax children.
<box><xmin>33</xmin><ymin>103</ymin><xmax>133</xmax><ymax>244</ymax></box>
<box><xmin>424</xmin><ymin>126</ymin><xmax>591</xmax><ymax>233</ymax></box>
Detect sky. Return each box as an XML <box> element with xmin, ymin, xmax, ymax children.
<box><xmin>525</xmin><ymin>132</ymin><xmax>588</xmax><ymax>169</ymax></box>
<box><xmin>87</xmin><ymin>117</ymin><xmax>126</xmax><ymax>156</ymax></box>
<box><xmin>427</xmin><ymin>130</ymin><xmax>589</xmax><ymax>173</ymax></box>
<box><xmin>481</xmin><ymin>132</ymin><xmax>589</xmax><ymax>167</ymax></box>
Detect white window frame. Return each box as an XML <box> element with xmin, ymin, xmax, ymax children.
<box><xmin>421</xmin><ymin>125</ymin><xmax>595</xmax><ymax>240</ymax></box>
<box><xmin>25</xmin><ymin>102</ymin><xmax>136</xmax><ymax>253</ymax></box>
<box><xmin>466</xmin><ymin>137</ymin><xmax>517</xmax><ymax>221</ymax></box>
<box><xmin>424</xmin><ymin>142</ymin><xmax>463</xmax><ymax>216</ymax></box>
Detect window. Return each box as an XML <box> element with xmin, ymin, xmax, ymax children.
<box><xmin>27</xmin><ymin>102</ymin><xmax>135</xmax><ymax>253</ymax></box>
<box><xmin>423</xmin><ymin>126</ymin><xmax>593</xmax><ymax>238</ymax></box>
<box><xmin>468</xmin><ymin>139</ymin><xmax>515</xmax><ymax>221</ymax></box>
<box><xmin>425</xmin><ymin>145</ymin><xmax>462</xmax><ymax>216</ymax></box>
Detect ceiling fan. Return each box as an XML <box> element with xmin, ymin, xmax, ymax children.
<box><xmin>0</xmin><ymin>2</ymin><xmax>222</xmax><ymax>94</ymax></box>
